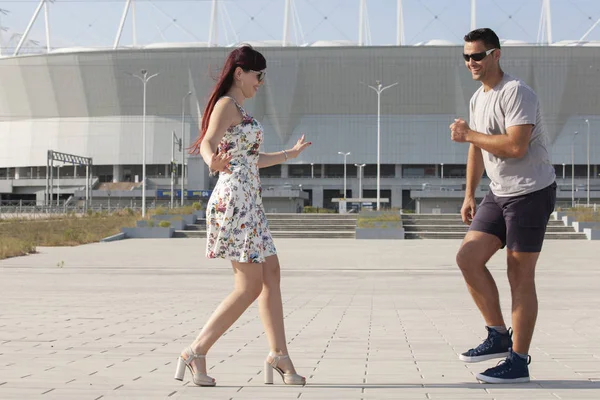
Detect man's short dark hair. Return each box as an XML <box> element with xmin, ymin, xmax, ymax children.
<box><xmin>464</xmin><ymin>28</ymin><xmax>501</xmax><ymax>50</ymax></box>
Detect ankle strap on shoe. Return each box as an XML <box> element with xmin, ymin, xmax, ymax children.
<box><xmin>268</xmin><ymin>351</ymin><xmax>289</xmax><ymax>367</ymax></box>
<box><xmin>184</xmin><ymin>347</ymin><xmax>206</xmax><ymax>365</ymax></box>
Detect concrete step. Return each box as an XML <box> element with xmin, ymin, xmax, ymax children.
<box><xmin>185</xmin><ymin>224</ymin><xmax>206</xmax><ymax>231</ymax></box>
<box><xmin>401</xmin><ymin>214</ymin><xmax>463</xmax><ymax>220</ymax></box>
<box><xmin>186</xmin><ymin>223</ymin><xmax>354</xmax><ymax>232</ymax></box>
<box><xmin>174</xmin><ymin>230</ymin><xmax>207</xmax><ymax>238</ymax></box>
<box><xmin>267</xmin><ymin>220</ymin><xmax>357</xmax><ymax>226</ymax></box>
<box><xmin>266</xmin><ymin>225</ymin><xmax>356</xmax><ymax>231</ymax></box>
<box><xmin>405</xmin><ymin>232</ymin><xmax>587</xmax><ymax>240</ymax></box>
<box><xmin>265</xmin><ymin>213</ymin><xmax>357</xmax><ymax>220</ymax></box>
<box><xmin>402</xmin><ymin>219</ymin><xmax>566</xmax><ymax>227</ymax></box>
<box><xmin>402</xmin><ymin>225</ymin><xmax>576</xmax><ymax>233</ymax></box>
<box><xmin>174</xmin><ymin>230</ymin><xmax>354</xmax><ymax>239</ymax></box>
<box><xmin>271</xmin><ymin>231</ymin><xmax>355</xmax><ymax>239</ymax></box>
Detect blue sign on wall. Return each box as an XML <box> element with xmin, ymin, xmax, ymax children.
<box><xmin>156</xmin><ymin>189</ymin><xmax>212</xmax><ymax>199</ymax></box>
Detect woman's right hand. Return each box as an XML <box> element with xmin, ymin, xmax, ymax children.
<box><xmin>209</xmin><ymin>152</ymin><xmax>233</xmax><ymax>175</ymax></box>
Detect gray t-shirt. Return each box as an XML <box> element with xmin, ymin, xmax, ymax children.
<box><xmin>469</xmin><ymin>73</ymin><xmax>556</xmax><ymax>197</ymax></box>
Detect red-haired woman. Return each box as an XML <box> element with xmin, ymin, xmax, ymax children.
<box><xmin>174</xmin><ymin>45</ymin><xmax>311</xmax><ymax>387</ymax></box>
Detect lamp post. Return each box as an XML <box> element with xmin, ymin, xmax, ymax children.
<box><xmin>585</xmin><ymin>119</ymin><xmax>590</xmax><ymax>206</ymax></box>
<box><xmin>365</xmin><ymin>80</ymin><xmax>399</xmax><ymax>210</ymax></box>
<box><xmin>129</xmin><ymin>69</ymin><xmax>159</xmax><ymax>218</ymax></box>
<box><xmin>338</xmin><ymin>152</ymin><xmax>351</xmax><ymax>199</ymax></box>
<box><xmin>170</xmin><ymin>131</ymin><xmax>182</xmax><ymax>209</ymax></box>
<box><xmin>572</xmin><ymin>131</ymin><xmax>579</xmax><ymax>208</ymax></box>
<box><xmin>355</xmin><ymin>163</ymin><xmax>366</xmax><ymax>199</ymax></box>
<box><xmin>56</xmin><ymin>164</ymin><xmax>62</xmax><ymax>207</ymax></box>
<box><xmin>181</xmin><ymin>91</ymin><xmax>192</xmax><ymax>206</ymax></box>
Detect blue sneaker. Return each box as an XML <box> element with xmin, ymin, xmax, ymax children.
<box><xmin>476</xmin><ymin>350</ymin><xmax>531</xmax><ymax>384</ymax></box>
<box><xmin>459</xmin><ymin>327</ymin><xmax>512</xmax><ymax>363</ymax></box>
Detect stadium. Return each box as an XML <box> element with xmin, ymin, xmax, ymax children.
<box><xmin>0</xmin><ymin>0</ymin><xmax>599</xmax><ymax>213</ymax></box>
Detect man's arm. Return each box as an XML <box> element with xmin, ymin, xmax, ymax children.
<box><xmin>465</xmin><ymin>124</ymin><xmax>532</xmax><ymax>159</ymax></box>
<box><xmin>451</xmin><ymin>119</ymin><xmax>532</xmax><ymax>159</ymax></box>
<box><xmin>465</xmin><ymin>143</ymin><xmax>485</xmax><ymax>198</ymax></box>
<box><xmin>459</xmin><ymin>143</ymin><xmax>485</xmax><ymax>225</ymax></box>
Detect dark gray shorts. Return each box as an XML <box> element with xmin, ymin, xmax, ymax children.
<box><xmin>469</xmin><ymin>182</ymin><xmax>557</xmax><ymax>253</ymax></box>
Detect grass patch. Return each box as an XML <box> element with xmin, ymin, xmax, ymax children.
<box><xmin>357</xmin><ymin>211</ymin><xmax>402</xmax><ymax>228</ymax></box>
<box><xmin>0</xmin><ymin>211</ymin><xmax>139</xmax><ymax>261</ymax></box>
<box><xmin>557</xmin><ymin>207</ymin><xmax>600</xmax><ymax>222</ymax></box>
<box><xmin>303</xmin><ymin>206</ymin><xmax>336</xmax><ymax>214</ymax></box>
<box><xmin>0</xmin><ymin>237</ymin><xmax>36</xmax><ymax>259</ymax></box>
<box><xmin>148</xmin><ymin>202</ymin><xmax>203</xmax><ymax>217</ymax></box>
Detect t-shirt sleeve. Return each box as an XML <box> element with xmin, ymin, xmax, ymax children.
<box><xmin>469</xmin><ymin>97</ymin><xmax>474</xmax><ymax>128</ymax></box>
<box><xmin>503</xmin><ymin>84</ymin><xmax>537</xmax><ymax>128</ymax></box>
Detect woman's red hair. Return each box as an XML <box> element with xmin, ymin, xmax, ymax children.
<box><xmin>188</xmin><ymin>45</ymin><xmax>266</xmax><ymax>154</ymax></box>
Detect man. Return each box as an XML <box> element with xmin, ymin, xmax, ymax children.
<box><xmin>450</xmin><ymin>28</ymin><xmax>556</xmax><ymax>384</ymax></box>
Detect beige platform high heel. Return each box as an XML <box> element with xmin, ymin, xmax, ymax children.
<box><xmin>264</xmin><ymin>352</ymin><xmax>306</xmax><ymax>385</ymax></box>
<box><xmin>174</xmin><ymin>347</ymin><xmax>216</xmax><ymax>387</ymax></box>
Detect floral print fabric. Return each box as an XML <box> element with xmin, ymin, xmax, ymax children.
<box><xmin>206</xmin><ymin>96</ymin><xmax>277</xmax><ymax>263</ymax></box>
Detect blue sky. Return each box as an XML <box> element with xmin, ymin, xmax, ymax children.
<box><xmin>1</xmin><ymin>0</ymin><xmax>600</xmax><ymax>50</ymax></box>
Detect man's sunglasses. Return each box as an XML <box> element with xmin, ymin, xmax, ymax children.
<box><xmin>250</xmin><ymin>70</ymin><xmax>266</xmax><ymax>82</ymax></box>
<box><xmin>462</xmin><ymin>48</ymin><xmax>496</xmax><ymax>62</ymax></box>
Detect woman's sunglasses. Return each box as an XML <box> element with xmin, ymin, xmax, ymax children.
<box><xmin>462</xmin><ymin>48</ymin><xmax>496</xmax><ymax>62</ymax></box>
<box><xmin>250</xmin><ymin>70</ymin><xmax>266</xmax><ymax>82</ymax></box>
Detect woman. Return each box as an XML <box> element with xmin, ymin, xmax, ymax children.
<box><xmin>174</xmin><ymin>45</ymin><xmax>311</xmax><ymax>387</ymax></box>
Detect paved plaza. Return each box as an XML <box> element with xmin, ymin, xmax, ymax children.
<box><xmin>1</xmin><ymin>238</ymin><xmax>599</xmax><ymax>400</ymax></box>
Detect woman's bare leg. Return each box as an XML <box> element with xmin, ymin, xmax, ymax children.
<box><xmin>184</xmin><ymin>261</ymin><xmax>263</xmax><ymax>374</ymax></box>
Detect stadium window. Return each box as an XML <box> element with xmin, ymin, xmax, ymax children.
<box><xmin>402</xmin><ymin>165</ymin><xmax>436</xmax><ymax>178</ymax></box>
<box><xmin>260</xmin><ymin>165</ymin><xmax>282</xmax><ymax>178</ymax></box>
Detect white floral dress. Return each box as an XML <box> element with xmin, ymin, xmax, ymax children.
<box><xmin>206</xmin><ymin>96</ymin><xmax>277</xmax><ymax>263</ymax></box>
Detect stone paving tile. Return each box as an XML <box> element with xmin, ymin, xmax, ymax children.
<box><xmin>1</xmin><ymin>239</ymin><xmax>599</xmax><ymax>399</ymax></box>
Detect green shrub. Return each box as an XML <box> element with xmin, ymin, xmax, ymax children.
<box><xmin>154</xmin><ymin>207</ymin><xmax>167</xmax><ymax>215</ymax></box>
<box><xmin>357</xmin><ymin>211</ymin><xmax>402</xmax><ymax>228</ymax></box>
<box><xmin>157</xmin><ymin>220</ymin><xmax>171</xmax><ymax>228</ymax></box>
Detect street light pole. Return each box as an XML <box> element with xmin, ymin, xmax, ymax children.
<box><xmin>56</xmin><ymin>164</ymin><xmax>61</xmax><ymax>207</ymax></box>
<box><xmin>355</xmin><ymin>163</ymin><xmax>366</xmax><ymax>199</ymax></box>
<box><xmin>572</xmin><ymin>131</ymin><xmax>579</xmax><ymax>208</ymax></box>
<box><xmin>585</xmin><ymin>119</ymin><xmax>590</xmax><ymax>206</ymax></box>
<box><xmin>129</xmin><ymin>69</ymin><xmax>159</xmax><ymax>218</ymax></box>
<box><xmin>338</xmin><ymin>152</ymin><xmax>351</xmax><ymax>199</ymax></box>
<box><xmin>181</xmin><ymin>91</ymin><xmax>192</xmax><ymax>206</ymax></box>
<box><xmin>171</xmin><ymin>130</ymin><xmax>176</xmax><ymax>208</ymax></box>
<box><xmin>365</xmin><ymin>80</ymin><xmax>399</xmax><ymax>210</ymax></box>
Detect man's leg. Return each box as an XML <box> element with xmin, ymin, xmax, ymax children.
<box><xmin>506</xmin><ymin>250</ymin><xmax>540</xmax><ymax>355</ymax></box>
<box><xmin>476</xmin><ymin>182</ymin><xmax>556</xmax><ymax>383</ymax></box>
<box><xmin>475</xmin><ymin>250</ymin><xmax>540</xmax><ymax>384</ymax></box>
<box><xmin>503</xmin><ymin>182</ymin><xmax>555</xmax><ymax>355</ymax></box>
<box><xmin>456</xmin><ymin>190</ymin><xmax>514</xmax><ymax>363</ymax></box>
<box><xmin>456</xmin><ymin>230</ymin><xmax>504</xmax><ymax>327</ymax></box>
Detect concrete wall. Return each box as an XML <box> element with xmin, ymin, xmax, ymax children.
<box><xmin>1</xmin><ymin>46</ymin><xmax>600</xmax><ymax>170</ymax></box>
<box><xmin>416</xmin><ymin>198</ymin><xmax>463</xmax><ymax>214</ymax></box>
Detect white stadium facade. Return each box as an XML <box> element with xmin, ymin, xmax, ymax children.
<box><xmin>0</xmin><ymin>0</ymin><xmax>599</xmax><ymax>213</ymax></box>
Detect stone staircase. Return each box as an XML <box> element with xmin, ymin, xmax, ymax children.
<box><xmin>401</xmin><ymin>214</ymin><xmax>587</xmax><ymax>240</ymax></box>
<box><xmin>174</xmin><ymin>213</ymin><xmax>357</xmax><ymax>239</ymax></box>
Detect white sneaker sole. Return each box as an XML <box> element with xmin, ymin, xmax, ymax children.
<box><xmin>459</xmin><ymin>352</ymin><xmax>510</xmax><ymax>363</ymax></box>
<box><xmin>476</xmin><ymin>373</ymin><xmax>530</xmax><ymax>384</ymax></box>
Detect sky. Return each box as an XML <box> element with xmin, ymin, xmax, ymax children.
<box><xmin>0</xmin><ymin>0</ymin><xmax>600</xmax><ymax>51</ymax></box>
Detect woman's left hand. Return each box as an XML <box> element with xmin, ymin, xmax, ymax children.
<box><xmin>289</xmin><ymin>134</ymin><xmax>312</xmax><ymax>158</ymax></box>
